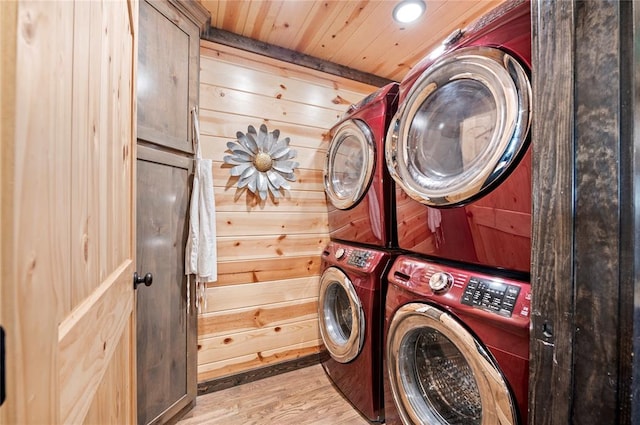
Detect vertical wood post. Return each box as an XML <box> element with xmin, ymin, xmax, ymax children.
<box><xmin>530</xmin><ymin>1</ymin><xmax>639</xmax><ymax>423</ymax></box>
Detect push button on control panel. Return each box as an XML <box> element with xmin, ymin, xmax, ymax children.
<box><xmin>347</xmin><ymin>249</ymin><xmax>373</xmax><ymax>268</ymax></box>
<box><xmin>461</xmin><ymin>277</ymin><xmax>521</xmax><ymax>317</ymax></box>
<box><xmin>461</xmin><ymin>278</ymin><xmax>479</xmax><ymax>304</ymax></box>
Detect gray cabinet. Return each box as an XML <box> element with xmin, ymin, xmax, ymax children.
<box><xmin>137</xmin><ymin>0</ymin><xmax>203</xmax><ymax>153</ymax></box>
<box><xmin>136</xmin><ymin>147</ymin><xmax>193</xmax><ymax>425</ymax></box>
<box><xmin>136</xmin><ymin>1</ymin><xmax>208</xmax><ymax>424</ymax></box>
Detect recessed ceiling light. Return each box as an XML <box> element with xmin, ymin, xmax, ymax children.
<box><xmin>392</xmin><ymin>0</ymin><xmax>426</xmax><ymax>24</ymax></box>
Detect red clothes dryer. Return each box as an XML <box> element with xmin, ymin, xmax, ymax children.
<box><xmin>325</xmin><ymin>83</ymin><xmax>399</xmax><ymax>248</ymax></box>
<box><xmin>384</xmin><ymin>255</ymin><xmax>530</xmax><ymax>425</ymax></box>
<box><xmin>385</xmin><ymin>0</ymin><xmax>532</xmax><ymax>273</ymax></box>
<box><xmin>318</xmin><ymin>241</ymin><xmax>396</xmax><ymax>423</ymax></box>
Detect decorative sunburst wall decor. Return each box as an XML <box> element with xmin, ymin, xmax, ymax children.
<box><xmin>223</xmin><ymin>124</ymin><xmax>299</xmax><ymax>201</ymax></box>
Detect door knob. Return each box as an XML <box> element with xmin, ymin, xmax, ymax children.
<box><xmin>133</xmin><ymin>272</ymin><xmax>153</xmax><ymax>289</ymax></box>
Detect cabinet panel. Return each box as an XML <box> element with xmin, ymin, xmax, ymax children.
<box><xmin>137</xmin><ymin>0</ymin><xmax>198</xmax><ymax>153</ymax></box>
<box><xmin>136</xmin><ymin>146</ymin><xmax>196</xmax><ymax>425</ymax></box>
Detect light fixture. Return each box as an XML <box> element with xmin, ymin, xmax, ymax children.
<box><xmin>392</xmin><ymin>0</ymin><xmax>426</xmax><ymax>24</ymax></box>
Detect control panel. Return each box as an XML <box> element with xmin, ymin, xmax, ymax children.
<box><xmin>323</xmin><ymin>242</ymin><xmax>388</xmax><ymax>274</ymax></box>
<box><xmin>387</xmin><ymin>255</ymin><xmax>531</xmax><ymax>325</ymax></box>
<box><xmin>347</xmin><ymin>249</ymin><xmax>373</xmax><ymax>268</ymax></box>
<box><xmin>461</xmin><ymin>277</ymin><xmax>521</xmax><ymax>317</ymax></box>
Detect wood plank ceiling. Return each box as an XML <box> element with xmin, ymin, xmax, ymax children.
<box><xmin>199</xmin><ymin>0</ymin><xmax>506</xmax><ymax>84</ymax></box>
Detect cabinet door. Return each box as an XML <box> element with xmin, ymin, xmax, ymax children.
<box><xmin>136</xmin><ymin>146</ymin><xmax>196</xmax><ymax>424</ymax></box>
<box><xmin>137</xmin><ymin>0</ymin><xmax>199</xmax><ymax>153</ymax></box>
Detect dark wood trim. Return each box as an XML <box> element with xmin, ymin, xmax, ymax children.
<box><xmin>169</xmin><ymin>0</ymin><xmax>211</xmax><ymax>34</ymax></box>
<box><xmin>531</xmin><ymin>1</ymin><xmax>639</xmax><ymax>423</ymax></box>
<box><xmin>197</xmin><ymin>352</ymin><xmax>329</xmax><ymax>396</ymax></box>
<box><xmin>201</xmin><ymin>27</ymin><xmax>395</xmax><ymax>88</ymax></box>
<box><xmin>165</xmin><ymin>400</ymin><xmax>196</xmax><ymax>425</ymax></box>
<box><xmin>632</xmin><ymin>5</ymin><xmax>640</xmax><ymax>422</ymax></box>
<box><xmin>572</xmin><ymin>3</ymin><xmax>622</xmax><ymax>422</ymax></box>
<box><xmin>137</xmin><ymin>144</ymin><xmax>193</xmax><ymax>170</ymax></box>
<box><xmin>529</xmin><ymin>1</ymin><xmax>575</xmax><ymax>422</ymax></box>
<box><xmin>620</xmin><ymin>2</ymin><xmax>640</xmax><ymax>423</ymax></box>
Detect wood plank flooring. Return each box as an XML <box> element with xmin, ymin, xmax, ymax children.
<box><xmin>176</xmin><ymin>364</ymin><xmax>373</xmax><ymax>424</ymax></box>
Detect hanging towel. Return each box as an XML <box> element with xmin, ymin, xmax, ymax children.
<box><xmin>427</xmin><ymin>207</ymin><xmax>444</xmax><ymax>248</ymax></box>
<box><xmin>185</xmin><ymin>108</ymin><xmax>218</xmax><ymax>286</ymax></box>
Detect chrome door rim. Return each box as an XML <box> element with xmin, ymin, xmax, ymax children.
<box><xmin>318</xmin><ymin>266</ymin><xmax>365</xmax><ymax>363</ymax></box>
<box><xmin>386</xmin><ymin>46</ymin><xmax>531</xmax><ymax>207</ymax></box>
<box><xmin>324</xmin><ymin>119</ymin><xmax>375</xmax><ymax>210</ymax></box>
<box><xmin>387</xmin><ymin>302</ymin><xmax>518</xmax><ymax>425</ymax></box>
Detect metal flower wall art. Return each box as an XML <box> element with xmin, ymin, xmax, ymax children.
<box><xmin>223</xmin><ymin>124</ymin><xmax>299</xmax><ymax>201</ymax></box>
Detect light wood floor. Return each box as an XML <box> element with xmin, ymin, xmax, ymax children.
<box><xmin>176</xmin><ymin>364</ymin><xmax>373</xmax><ymax>425</ymax></box>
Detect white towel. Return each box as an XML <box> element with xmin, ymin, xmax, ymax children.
<box><xmin>427</xmin><ymin>207</ymin><xmax>443</xmax><ymax>248</ymax></box>
<box><xmin>185</xmin><ymin>109</ymin><xmax>217</xmax><ymax>285</ymax></box>
<box><xmin>185</xmin><ymin>157</ymin><xmax>217</xmax><ymax>283</ymax></box>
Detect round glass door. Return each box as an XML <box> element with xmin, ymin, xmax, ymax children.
<box><xmin>325</xmin><ymin>119</ymin><xmax>375</xmax><ymax>210</ymax></box>
<box><xmin>386</xmin><ymin>46</ymin><xmax>531</xmax><ymax>207</ymax></box>
<box><xmin>318</xmin><ymin>267</ymin><xmax>365</xmax><ymax>363</ymax></box>
<box><xmin>387</xmin><ymin>303</ymin><xmax>518</xmax><ymax>425</ymax></box>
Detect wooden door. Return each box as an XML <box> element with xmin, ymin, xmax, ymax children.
<box><xmin>0</xmin><ymin>0</ymin><xmax>137</xmax><ymax>423</ymax></box>
<box><xmin>136</xmin><ymin>146</ymin><xmax>196</xmax><ymax>424</ymax></box>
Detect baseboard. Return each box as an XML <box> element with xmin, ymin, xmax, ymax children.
<box><xmin>197</xmin><ymin>351</ymin><xmax>330</xmax><ymax>396</ymax></box>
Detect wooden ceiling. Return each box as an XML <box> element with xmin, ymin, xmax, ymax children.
<box><xmin>199</xmin><ymin>0</ymin><xmax>505</xmax><ymax>84</ymax></box>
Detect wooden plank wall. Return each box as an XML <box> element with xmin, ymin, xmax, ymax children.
<box><xmin>197</xmin><ymin>40</ymin><xmax>377</xmax><ymax>382</ymax></box>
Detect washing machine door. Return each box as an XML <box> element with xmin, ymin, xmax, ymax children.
<box><xmin>387</xmin><ymin>303</ymin><xmax>518</xmax><ymax>425</ymax></box>
<box><xmin>324</xmin><ymin>119</ymin><xmax>375</xmax><ymax>210</ymax></box>
<box><xmin>318</xmin><ymin>266</ymin><xmax>365</xmax><ymax>363</ymax></box>
<box><xmin>386</xmin><ymin>46</ymin><xmax>531</xmax><ymax>207</ymax></box>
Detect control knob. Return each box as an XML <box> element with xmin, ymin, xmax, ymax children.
<box><xmin>429</xmin><ymin>272</ymin><xmax>453</xmax><ymax>293</ymax></box>
<box><xmin>335</xmin><ymin>248</ymin><xmax>346</xmax><ymax>259</ymax></box>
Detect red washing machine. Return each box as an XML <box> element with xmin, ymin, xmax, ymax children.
<box><xmin>318</xmin><ymin>241</ymin><xmax>397</xmax><ymax>423</ymax></box>
<box><xmin>385</xmin><ymin>0</ymin><xmax>532</xmax><ymax>273</ymax></box>
<box><xmin>325</xmin><ymin>83</ymin><xmax>399</xmax><ymax>248</ymax></box>
<box><xmin>384</xmin><ymin>255</ymin><xmax>531</xmax><ymax>425</ymax></box>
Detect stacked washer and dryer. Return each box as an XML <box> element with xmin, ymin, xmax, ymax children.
<box><xmin>383</xmin><ymin>1</ymin><xmax>533</xmax><ymax>424</ymax></box>
<box><xmin>319</xmin><ymin>1</ymin><xmax>533</xmax><ymax>424</ymax></box>
<box><xmin>318</xmin><ymin>83</ymin><xmax>400</xmax><ymax>423</ymax></box>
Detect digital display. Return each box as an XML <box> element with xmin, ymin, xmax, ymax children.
<box><xmin>461</xmin><ymin>277</ymin><xmax>520</xmax><ymax>317</ymax></box>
